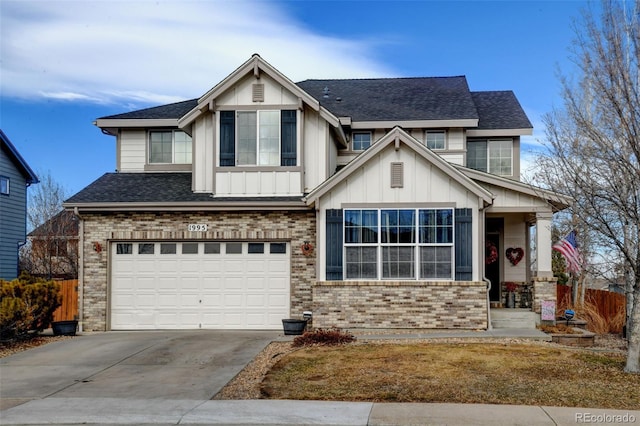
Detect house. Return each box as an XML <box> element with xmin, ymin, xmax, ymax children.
<box><xmin>24</xmin><ymin>210</ymin><xmax>79</xmax><ymax>279</ymax></box>
<box><xmin>0</xmin><ymin>129</ymin><xmax>39</xmax><ymax>280</ymax></box>
<box><xmin>64</xmin><ymin>55</ymin><xmax>570</xmax><ymax>332</ymax></box>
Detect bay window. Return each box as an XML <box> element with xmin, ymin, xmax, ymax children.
<box><xmin>344</xmin><ymin>208</ymin><xmax>453</xmax><ymax>280</ymax></box>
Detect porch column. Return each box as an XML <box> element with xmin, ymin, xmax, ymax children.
<box><xmin>534</xmin><ymin>212</ymin><xmax>553</xmax><ymax>277</ymax></box>
<box><xmin>533</xmin><ymin>211</ymin><xmax>557</xmax><ymax>319</ymax></box>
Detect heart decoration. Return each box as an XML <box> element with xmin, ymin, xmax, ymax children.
<box><xmin>506</xmin><ymin>247</ymin><xmax>524</xmax><ymax>266</ymax></box>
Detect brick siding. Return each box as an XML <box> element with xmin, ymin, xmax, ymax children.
<box><xmin>80</xmin><ymin>210</ymin><xmax>316</xmax><ymax>331</ymax></box>
<box><xmin>312</xmin><ymin>281</ymin><xmax>488</xmax><ymax>329</ymax></box>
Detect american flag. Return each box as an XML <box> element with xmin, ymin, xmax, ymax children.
<box><xmin>553</xmin><ymin>231</ymin><xmax>583</xmax><ymax>274</ymax></box>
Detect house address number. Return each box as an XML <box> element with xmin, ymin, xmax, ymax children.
<box><xmin>188</xmin><ymin>224</ymin><xmax>208</xmax><ymax>232</ymax></box>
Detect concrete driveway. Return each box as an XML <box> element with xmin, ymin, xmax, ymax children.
<box><xmin>0</xmin><ymin>330</ymin><xmax>278</xmax><ymax>410</ymax></box>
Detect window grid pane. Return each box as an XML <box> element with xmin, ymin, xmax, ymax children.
<box><xmin>149</xmin><ymin>131</ymin><xmax>172</xmax><ymax>163</ymax></box>
<box><xmin>488</xmin><ymin>140</ymin><xmax>512</xmax><ymax>176</ymax></box>
<box><xmin>426</xmin><ymin>131</ymin><xmax>445</xmax><ymax>150</ymax></box>
<box><xmin>352</xmin><ymin>132</ymin><xmax>371</xmax><ymax>151</ymax></box>
<box><xmin>174</xmin><ymin>131</ymin><xmax>192</xmax><ymax>164</ymax></box>
<box><xmin>345</xmin><ymin>247</ymin><xmax>377</xmax><ymax>279</ymax></box>
<box><xmin>237</xmin><ymin>112</ymin><xmax>257</xmax><ymax>165</ymax></box>
<box><xmin>258</xmin><ymin>111</ymin><xmax>280</xmax><ymax>166</ymax></box>
<box><xmin>345</xmin><ymin>208</ymin><xmax>454</xmax><ymax>281</ymax></box>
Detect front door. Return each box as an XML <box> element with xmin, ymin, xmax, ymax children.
<box><xmin>486</xmin><ymin>233</ymin><xmax>500</xmax><ymax>302</ymax></box>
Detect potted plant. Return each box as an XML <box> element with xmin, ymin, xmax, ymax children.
<box><xmin>505</xmin><ymin>282</ymin><xmax>517</xmax><ymax>308</ymax></box>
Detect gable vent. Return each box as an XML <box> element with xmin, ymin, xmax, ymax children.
<box><xmin>252</xmin><ymin>84</ymin><xmax>265</xmax><ymax>102</ymax></box>
<box><xmin>390</xmin><ymin>162</ymin><xmax>404</xmax><ymax>188</ymax></box>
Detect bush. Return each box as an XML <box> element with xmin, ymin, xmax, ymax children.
<box><xmin>0</xmin><ymin>274</ymin><xmax>61</xmax><ymax>340</ymax></box>
<box><xmin>292</xmin><ymin>328</ymin><xmax>356</xmax><ymax>347</ymax></box>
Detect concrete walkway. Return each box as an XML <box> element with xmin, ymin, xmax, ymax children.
<box><xmin>2</xmin><ymin>328</ymin><xmax>638</xmax><ymax>425</ymax></box>
<box><xmin>2</xmin><ymin>398</ymin><xmax>638</xmax><ymax>425</ymax></box>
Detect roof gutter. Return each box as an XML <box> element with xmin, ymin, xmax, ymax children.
<box><xmin>64</xmin><ymin>200</ymin><xmax>311</xmax><ymax>213</ymax></box>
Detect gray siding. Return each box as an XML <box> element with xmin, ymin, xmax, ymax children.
<box><xmin>0</xmin><ymin>149</ymin><xmax>28</xmax><ymax>280</ymax></box>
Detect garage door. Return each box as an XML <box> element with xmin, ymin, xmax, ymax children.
<box><xmin>110</xmin><ymin>241</ymin><xmax>290</xmax><ymax>330</ymax></box>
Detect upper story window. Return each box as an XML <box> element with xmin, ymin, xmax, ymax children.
<box><xmin>467</xmin><ymin>139</ymin><xmax>512</xmax><ymax>176</ymax></box>
<box><xmin>220</xmin><ymin>110</ymin><xmax>297</xmax><ymax>167</ymax></box>
<box><xmin>149</xmin><ymin>130</ymin><xmax>192</xmax><ymax>164</ymax></box>
<box><xmin>425</xmin><ymin>130</ymin><xmax>446</xmax><ymax>150</ymax></box>
<box><xmin>0</xmin><ymin>176</ymin><xmax>9</xmax><ymax>195</ymax></box>
<box><xmin>352</xmin><ymin>132</ymin><xmax>371</xmax><ymax>151</ymax></box>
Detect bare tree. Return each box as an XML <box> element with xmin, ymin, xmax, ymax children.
<box><xmin>20</xmin><ymin>171</ymin><xmax>78</xmax><ymax>279</ymax></box>
<box><xmin>534</xmin><ymin>0</ymin><xmax>640</xmax><ymax>373</ymax></box>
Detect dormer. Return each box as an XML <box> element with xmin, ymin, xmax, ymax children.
<box><xmin>178</xmin><ymin>54</ymin><xmax>345</xmax><ymax>196</ymax></box>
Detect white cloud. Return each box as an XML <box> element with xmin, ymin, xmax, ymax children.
<box><xmin>1</xmin><ymin>0</ymin><xmax>394</xmax><ymax>106</ymax></box>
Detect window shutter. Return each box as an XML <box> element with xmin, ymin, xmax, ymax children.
<box><xmin>220</xmin><ymin>111</ymin><xmax>235</xmax><ymax>166</ymax></box>
<box><xmin>455</xmin><ymin>208</ymin><xmax>473</xmax><ymax>281</ymax></box>
<box><xmin>281</xmin><ymin>110</ymin><xmax>297</xmax><ymax>166</ymax></box>
<box><xmin>326</xmin><ymin>209</ymin><xmax>343</xmax><ymax>280</ymax></box>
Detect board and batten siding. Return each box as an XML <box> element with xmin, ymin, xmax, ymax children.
<box><xmin>0</xmin><ymin>150</ymin><xmax>28</xmax><ymax>280</ymax></box>
<box><xmin>316</xmin><ymin>143</ymin><xmax>482</xmax><ymax>281</ymax></box>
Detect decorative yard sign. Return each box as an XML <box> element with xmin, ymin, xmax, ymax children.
<box><xmin>187</xmin><ymin>224</ymin><xmax>208</xmax><ymax>232</ymax></box>
<box><xmin>541</xmin><ymin>300</ymin><xmax>556</xmax><ymax>321</ymax></box>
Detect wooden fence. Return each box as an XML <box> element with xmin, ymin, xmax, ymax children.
<box><xmin>557</xmin><ymin>284</ymin><xmax>626</xmax><ymax>320</ymax></box>
<box><xmin>52</xmin><ymin>279</ymin><xmax>78</xmax><ymax>322</ymax></box>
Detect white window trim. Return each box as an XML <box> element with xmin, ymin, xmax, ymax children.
<box><xmin>148</xmin><ymin>129</ymin><xmax>192</xmax><ymax>165</ymax></box>
<box><xmin>425</xmin><ymin>130</ymin><xmax>447</xmax><ymax>150</ymax></box>
<box><xmin>467</xmin><ymin>138</ymin><xmax>513</xmax><ymax>176</ymax></box>
<box><xmin>351</xmin><ymin>131</ymin><xmax>372</xmax><ymax>152</ymax></box>
<box><xmin>236</xmin><ymin>110</ymin><xmax>281</xmax><ymax>166</ymax></box>
<box><xmin>343</xmin><ymin>208</ymin><xmax>454</xmax><ymax>281</ymax></box>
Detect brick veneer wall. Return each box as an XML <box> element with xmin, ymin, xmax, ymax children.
<box><xmin>312</xmin><ymin>281</ymin><xmax>488</xmax><ymax>329</ymax></box>
<box><xmin>532</xmin><ymin>276</ymin><xmax>558</xmax><ymax>318</ymax></box>
<box><xmin>80</xmin><ymin>210</ymin><xmax>316</xmax><ymax>331</ymax></box>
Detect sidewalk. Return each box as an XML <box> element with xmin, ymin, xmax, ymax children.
<box><xmin>2</xmin><ymin>398</ymin><xmax>638</xmax><ymax>425</ymax></box>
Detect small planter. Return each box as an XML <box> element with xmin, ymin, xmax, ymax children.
<box><xmin>52</xmin><ymin>320</ymin><xmax>78</xmax><ymax>336</ymax></box>
<box><xmin>505</xmin><ymin>292</ymin><xmax>516</xmax><ymax>308</ymax></box>
<box><xmin>282</xmin><ymin>319</ymin><xmax>307</xmax><ymax>335</ymax></box>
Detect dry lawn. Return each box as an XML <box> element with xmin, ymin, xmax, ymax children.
<box><xmin>260</xmin><ymin>342</ymin><xmax>640</xmax><ymax>410</ymax></box>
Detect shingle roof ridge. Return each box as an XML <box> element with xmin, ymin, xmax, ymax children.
<box><xmin>297</xmin><ymin>75</ymin><xmax>467</xmax><ymax>83</ymax></box>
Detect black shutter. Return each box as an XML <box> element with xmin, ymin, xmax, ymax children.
<box><xmin>281</xmin><ymin>110</ymin><xmax>297</xmax><ymax>166</ymax></box>
<box><xmin>326</xmin><ymin>209</ymin><xmax>343</xmax><ymax>280</ymax></box>
<box><xmin>219</xmin><ymin>111</ymin><xmax>235</xmax><ymax>166</ymax></box>
<box><xmin>455</xmin><ymin>208</ymin><xmax>473</xmax><ymax>281</ymax></box>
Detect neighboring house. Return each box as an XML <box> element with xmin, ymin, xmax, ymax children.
<box><xmin>0</xmin><ymin>129</ymin><xmax>39</xmax><ymax>280</ymax></box>
<box><xmin>25</xmin><ymin>210</ymin><xmax>79</xmax><ymax>279</ymax></box>
<box><xmin>64</xmin><ymin>55</ymin><xmax>571</xmax><ymax>332</ymax></box>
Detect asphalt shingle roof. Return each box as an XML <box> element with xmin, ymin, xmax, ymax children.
<box><xmin>96</xmin><ymin>77</ymin><xmax>532</xmax><ymax>131</ymax></box>
<box><xmin>64</xmin><ymin>173</ymin><xmax>304</xmax><ymax>205</ymax></box>
<box><xmin>471</xmin><ymin>91</ymin><xmax>532</xmax><ymax>130</ymax></box>
<box><xmin>296</xmin><ymin>77</ymin><xmax>479</xmax><ymax>122</ymax></box>
<box><xmin>99</xmin><ymin>99</ymin><xmax>198</xmax><ymax>120</ymax></box>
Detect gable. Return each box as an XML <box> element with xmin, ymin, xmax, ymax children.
<box><xmin>306</xmin><ymin>127</ymin><xmax>493</xmax><ymax>209</ymax></box>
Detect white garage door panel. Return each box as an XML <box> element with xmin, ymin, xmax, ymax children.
<box><xmin>111</xmin><ymin>242</ymin><xmax>290</xmax><ymax>330</ymax></box>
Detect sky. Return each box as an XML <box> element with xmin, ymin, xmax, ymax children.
<box><xmin>1</xmin><ymin>0</ymin><xmax>593</xmax><ymax>197</ymax></box>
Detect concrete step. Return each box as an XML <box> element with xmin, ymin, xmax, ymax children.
<box><xmin>490</xmin><ymin>309</ymin><xmax>538</xmax><ymax>329</ymax></box>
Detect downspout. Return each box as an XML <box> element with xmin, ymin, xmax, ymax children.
<box><xmin>480</xmin><ymin>206</ymin><xmax>493</xmax><ymax>330</ymax></box>
<box><xmin>73</xmin><ymin>207</ymin><xmax>84</xmax><ymax>333</ymax></box>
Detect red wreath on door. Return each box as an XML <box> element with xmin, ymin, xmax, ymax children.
<box><xmin>485</xmin><ymin>241</ymin><xmax>498</xmax><ymax>265</ymax></box>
